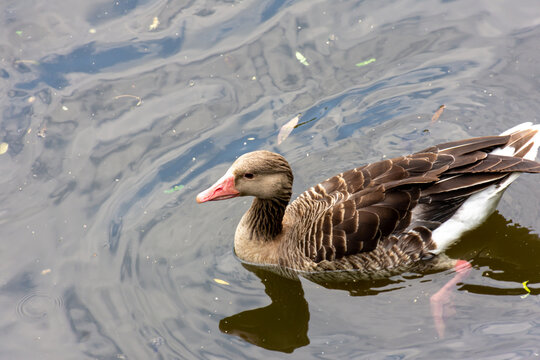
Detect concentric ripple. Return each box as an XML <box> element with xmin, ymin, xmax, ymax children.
<box><xmin>16</xmin><ymin>291</ymin><xmax>64</xmax><ymax>321</ymax></box>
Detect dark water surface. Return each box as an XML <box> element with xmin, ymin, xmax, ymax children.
<box><xmin>2</xmin><ymin>0</ymin><xmax>540</xmax><ymax>358</ymax></box>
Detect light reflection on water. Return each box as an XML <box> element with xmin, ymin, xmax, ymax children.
<box><xmin>1</xmin><ymin>0</ymin><xmax>540</xmax><ymax>358</ymax></box>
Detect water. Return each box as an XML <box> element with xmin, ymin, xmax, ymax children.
<box><xmin>1</xmin><ymin>0</ymin><xmax>540</xmax><ymax>358</ymax></box>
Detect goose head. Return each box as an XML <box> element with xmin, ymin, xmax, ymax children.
<box><xmin>196</xmin><ymin>150</ymin><xmax>294</xmax><ymax>204</ymax></box>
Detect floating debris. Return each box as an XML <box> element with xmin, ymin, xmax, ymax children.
<box><xmin>431</xmin><ymin>105</ymin><xmax>446</xmax><ymax>123</ymax></box>
<box><xmin>0</xmin><ymin>142</ymin><xmax>8</xmax><ymax>155</ymax></box>
<box><xmin>164</xmin><ymin>185</ymin><xmax>184</xmax><ymax>194</ymax></box>
<box><xmin>41</xmin><ymin>269</ymin><xmax>51</xmax><ymax>275</ymax></box>
<box><xmin>14</xmin><ymin>59</ymin><xmax>40</xmax><ymax>65</ymax></box>
<box><xmin>114</xmin><ymin>94</ymin><xmax>142</xmax><ymax>107</ymax></box>
<box><xmin>295</xmin><ymin>51</ymin><xmax>309</xmax><ymax>66</ymax></box>
<box><xmin>295</xmin><ymin>117</ymin><xmax>317</xmax><ymax>128</ymax></box>
<box><xmin>149</xmin><ymin>337</ymin><xmax>164</xmax><ymax>352</ymax></box>
<box><xmin>149</xmin><ymin>17</ymin><xmax>160</xmax><ymax>31</ymax></box>
<box><xmin>247</xmin><ymin>137</ymin><xmax>255</xmax><ymax>141</ymax></box>
<box><xmin>37</xmin><ymin>126</ymin><xmax>47</xmax><ymax>138</ymax></box>
<box><xmin>277</xmin><ymin>114</ymin><xmax>300</xmax><ymax>145</ymax></box>
<box><xmin>521</xmin><ymin>280</ymin><xmax>531</xmax><ymax>299</ymax></box>
<box><xmin>355</xmin><ymin>58</ymin><xmax>376</xmax><ymax>67</ymax></box>
<box><xmin>89</xmin><ymin>28</ymin><xmax>97</xmax><ymax>34</ymax></box>
<box><xmin>62</xmin><ymin>105</ymin><xmax>69</xmax><ymax>111</ymax></box>
<box><xmin>213</xmin><ymin>278</ymin><xmax>230</xmax><ymax>286</ymax></box>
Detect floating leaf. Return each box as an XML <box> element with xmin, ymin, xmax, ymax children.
<box><xmin>277</xmin><ymin>114</ymin><xmax>300</xmax><ymax>145</ymax></box>
<box><xmin>295</xmin><ymin>51</ymin><xmax>309</xmax><ymax>66</ymax></box>
<box><xmin>431</xmin><ymin>105</ymin><xmax>446</xmax><ymax>123</ymax></box>
<box><xmin>355</xmin><ymin>58</ymin><xmax>376</xmax><ymax>67</ymax></box>
<box><xmin>149</xmin><ymin>17</ymin><xmax>160</xmax><ymax>31</ymax></box>
<box><xmin>214</xmin><ymin>278</ymin><xmax>230</xmax><ymax>286</ymax></box>
<box><xmin>164</xmin><ymin>185</ymin><xmax>184</xmax><ymax>194</ymax></box>
<box><xmin>521</xmin><ymin>280</ymin><xmax>531</xmax><ymax>299</ymax></box>
<box><xmin>0</xmin><ymin>142</ymin><xmax>8</xmax><ymax>155</ymax></box>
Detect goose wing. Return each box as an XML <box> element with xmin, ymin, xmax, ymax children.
<box><xmin>295</xmin><ymin>134</ymin><xmax>540</xmax><ymax>263</ymax></box>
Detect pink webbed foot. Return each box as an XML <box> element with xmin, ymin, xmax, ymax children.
<box><xmin>430</xmin><ymin>260</ymin><xmax>472</xmax><ymax>338</ymax></box>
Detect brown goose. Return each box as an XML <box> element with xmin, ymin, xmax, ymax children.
<box><xmin>197</xmin><ymin>123</ymin><xmax>540</xmax><ymax>277</ymax></box>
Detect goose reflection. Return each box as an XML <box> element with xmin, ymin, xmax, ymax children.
<box><xmin>219</xmin><ymin>264</ymin><xmax>309</xmax><ymax>353</ymax></box>
<box><xmin>219</xmin><ymin>212</ymin><xmax>540</xmax><ymax>353</ymax></box>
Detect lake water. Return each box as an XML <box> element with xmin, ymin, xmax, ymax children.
<box><xmin>1</xmin><ymin>0</ymin><xmax>540</xmax><ymax>358</ymax></box>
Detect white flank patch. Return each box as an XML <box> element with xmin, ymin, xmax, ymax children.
<box><xmin>431</xmin><ymin>122</ymin><xmax>540</xmax><ymax>253</ymax></box>
<box><xmin>431</xmin><ymin>173</ymin><xmax>519</xmax><ymax>253</ymax></box>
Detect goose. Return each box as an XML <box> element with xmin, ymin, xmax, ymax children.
<box><xmin>197</xmin><ymin>123</ymin><xmax>540</xmax><ymax>278</ymax></box>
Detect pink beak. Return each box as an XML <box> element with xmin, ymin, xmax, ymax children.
<box><xmin>196</xmin><ymin>170</ymin><xmax>240</xmax><ymax>203</ymax></box>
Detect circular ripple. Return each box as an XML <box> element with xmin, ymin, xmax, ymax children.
<box><xmin>16</xmin><ymin>291</ymin><xmax>64</xmax><ymax>321</ymax></box>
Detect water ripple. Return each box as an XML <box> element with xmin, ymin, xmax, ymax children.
<box><xmin>16</xmin><ymin>291</ymin><xmax>64</xmax><ymax>321</ymax></box>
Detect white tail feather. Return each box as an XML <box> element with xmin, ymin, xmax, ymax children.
<box><xmin>431</xmin><ymin>123</ymin><xmax>540</xmax><ymax>253</ymax></box>
<box><xmin>492</xmin><ymin>122</ymin><xmax>540</xmax><ymax>160</ymax></box>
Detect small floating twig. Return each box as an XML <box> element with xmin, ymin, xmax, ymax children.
<box><xmin>14</xmin><ymin>59</ymin><xmax>40</xmax><ymax>65</ymax></box>
<box><xmin>295</xmin><ymin>117</ymin><xmax>317</xmax><ymax>128</ymax></box>
<box><xmin>355</xmin><ymin>58</ymin><xmax>376</xmax><ymax>67</ymax></box>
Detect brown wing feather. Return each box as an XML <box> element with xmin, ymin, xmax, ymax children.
<box><xmin>424</xmin><ymin>135</ymin><xmax>510</xmax><ymax>155</ymax></box>
<box><xmin>298</xmin><ymin>133</ymin><xmax>540</xmax><ymax>263</ymax></box>
<box><xmin>447</xmin><ymin>154</ymin><xmax>540</xmax><ymax>173</ymax></box>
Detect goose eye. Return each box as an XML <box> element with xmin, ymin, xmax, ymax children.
<box><xmin>244</xmin><ymin>173</ymin><xmax>254</xmax><ymax>179</ymax></box>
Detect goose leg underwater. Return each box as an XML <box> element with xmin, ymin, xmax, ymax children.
<box><xmin>197</xmin><ymin>122</ymin><xmax>540</xmax><ymax>337</ymax></box>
